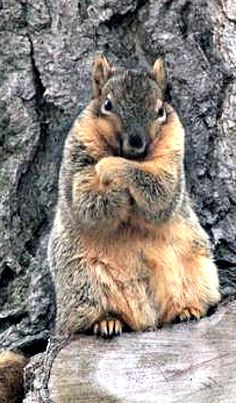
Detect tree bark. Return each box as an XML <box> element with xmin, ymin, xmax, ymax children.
<box><xmin>0</xmin><ymin>0</ymin><xmax>235</xmax><ymax>364</ymax></box>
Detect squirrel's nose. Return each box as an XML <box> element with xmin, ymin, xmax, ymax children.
<box><xmin>128</xmin><ymin>134</ymin><xmax>144</xmax><ymax>150</ymax></box>
<box><xmin>121</xmin><ymin>135</ymin><xmax>147</xmax><ymax>159</ymax></box>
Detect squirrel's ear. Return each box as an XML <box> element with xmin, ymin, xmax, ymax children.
<box><xmin>151</xmin><ymin>58</ymin><xmax>166</xmax><ymax>92</ymax></box>
<box><xmin>92</xmin><ymin>55</ymin><xmax>113</xmax><ymax>98</ymax></box>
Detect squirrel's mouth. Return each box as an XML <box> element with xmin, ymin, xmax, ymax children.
<box><xmin>121</xmin><ymin>148</ymin><xmax>147</xmax><ymax>160</ymax></box>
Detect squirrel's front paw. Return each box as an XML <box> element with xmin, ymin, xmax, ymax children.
<box><xmin>95</xmin><ymin>157</ymin><xmax>127</xmax><ymax>186</ymax></box>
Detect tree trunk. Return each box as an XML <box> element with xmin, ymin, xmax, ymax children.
<box><xmin>0</xmin><ymin>0</ymin><xmax>235</xmax><ymax>388</ymax></box>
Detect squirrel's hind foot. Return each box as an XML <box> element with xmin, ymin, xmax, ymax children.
<box><xmin>175</xmin><ymin>307</ymin><xmax>203</xmax><ymax>323</ymax></box>
<box><xmin>93</xmin><ymin>318</ymin><xmax>123</xmax><ymax>338</ymax></box>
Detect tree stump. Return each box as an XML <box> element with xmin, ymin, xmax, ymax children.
<box><xmin>24</xmin><ymin>299</ymin><xmax>236</xmax><ymax>402</ymax></box>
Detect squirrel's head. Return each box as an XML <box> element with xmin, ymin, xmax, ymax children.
<box><xmin>91</xmin><ymin>55</ymin><xmax>167</xmax><ymax>160</ymax></box>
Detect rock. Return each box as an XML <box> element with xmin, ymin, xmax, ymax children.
<box><xmin>0</xmin><ymin>0</ymin><xmax>235</xmax><ymax>353</ymax></box>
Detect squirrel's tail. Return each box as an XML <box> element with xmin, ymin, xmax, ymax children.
<box><xmin>0</xmin><ymin>351</ymin><xmax>27</xmax><ymax>403</ymax></box>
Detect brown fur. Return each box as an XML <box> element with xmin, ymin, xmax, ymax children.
<box><xmin>48</xmin><ymin>56</ymin><xmax>220</xmax><ymax>337</ymax></box>
<box><xmin>0</xmin><ymin>352</ymin><xmax>26</xmax><ymax>403</ymax></box>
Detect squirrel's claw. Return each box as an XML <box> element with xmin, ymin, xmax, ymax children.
<box><xmin>178</xmin><ymin>307</ymin><xmax>202</xmax><ymax>323</ymax></box>
<box><xmin>93</xmin><ymin>318</ymin><xmax>123</xmax><ymax>338</ymax></box>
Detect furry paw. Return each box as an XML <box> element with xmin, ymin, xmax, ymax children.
<box><xmin>95</xmin><ymin>156</ymin><xmax>127</xmax><ymax>186</ymax></box>
<box><xmin>177</xmin><ymin>307</ymin><xmax>203</xmax><ymax>323</ymax></box>
<box><xmin>93</xmin><ymin>318</ymin><xmax>123</xmax><ymax>338</ymax></box>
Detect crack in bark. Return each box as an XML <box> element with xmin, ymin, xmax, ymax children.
<box><xmin>28</xmin><ymin>35</ymin><xmax>49</xmax><ymax>159</ymax></box>
<box><xmin>178</xmin><ymin>0</ymin><xmax>191</xmax><ymax>39</ymax></box>
<box><xmin>103</xmin><ymin>0</ymin><xmax>148</xmax><ymax>29</ymax></box>
<box><xmin>19</xmin><ymin>1</ymin><xmax>50</xmax><ymax>166</ymax></box>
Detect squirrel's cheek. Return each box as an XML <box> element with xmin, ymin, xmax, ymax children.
<box><xmin>148</xmin><ymin>121</ymin><xmax>160</xmax><ymax>141</ymax></box>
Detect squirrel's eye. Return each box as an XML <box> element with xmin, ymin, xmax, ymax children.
<box><xmin>156</xmin><ymin>106</ymin><xmax>166</xmax><ymax>123</ymax></box>
<box><xmin>103</xmin><ymin>99</ymin><xmax>113</xmax><ymax>112</ymax></box>
<box><xmin>157</xmin><ymin>107</ymin><xmax>164</xmax><ymax>118</ymax></box>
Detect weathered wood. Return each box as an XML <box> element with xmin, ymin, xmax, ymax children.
<box><xmin>25</xmin><ymin>300</ymin><xmax>236</xmax><ymax>402</ymax></box>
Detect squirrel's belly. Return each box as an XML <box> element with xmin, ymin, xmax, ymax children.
<box><xmin>81</xmin><ymin>236</ymin><xmax>161</xmax><ymax>330</ymax></box>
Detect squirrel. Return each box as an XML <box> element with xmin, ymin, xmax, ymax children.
<box><xmin>0</xmin><ymin>56</ymin><xmax>221</xmax><ymax>401</ymax></box>
<box><xmin>48</xmin><ymin>55</ymin><xmax>220</xmax><ymax>337</ymax></box>
<box><xmin>0</xmin><ymin>351</ymin><xmax>26</xmax><ymax>403</ymax></box>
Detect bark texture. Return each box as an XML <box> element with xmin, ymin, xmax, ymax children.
<box><xmin>0</xmin><ymin>0</ymin><xmax>235</xmax><ymax>353</ymax></box>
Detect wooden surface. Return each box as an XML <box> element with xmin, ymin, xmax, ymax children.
<box><xmin>45</xmin><ymin>300</ymin><xmax>236</xmax><ymax>403</ymax></box>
